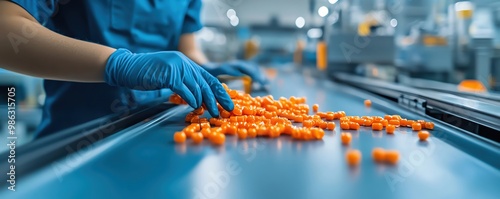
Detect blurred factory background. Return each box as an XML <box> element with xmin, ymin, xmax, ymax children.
<box><xmin>1</xmin><ymin>0</ymin><xmax>500</xmax><ymax>147</ymax></box>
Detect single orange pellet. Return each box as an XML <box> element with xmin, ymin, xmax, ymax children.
<box><xmin>406</xmin><ymin>120</ymin><xmax>415</xmax><ymax>127</ymax></box>
<box><xmin>173</xmin><ymin>132</ymin><xmax>186</xmax><ymax>143</ymax></box>
<box><xmin>201</xmin><ymin>128</ymin><xmax>212</xmax><ymax>138</ymax></box>
<box><xmin>326</xmin><ymin>122</ymin><xmax>335</xmax><ymax>130</ymax></box>
<box><xmin>372</xmin><ymin>148</ymin><xmax>386</xmax><ymax>163</ymax></box>
<box><xmin>319</xmin><ymin>121</ymin><xmax>328</xmax><ymax>129</ymax></box>
<box><xmin>386</xmin><ymin>124</ymin><xmax>395</xmax><ymax>134</ymax></box>
<box><xmin>346</xmin><ymin>149</ymin><xmax>362</xmax><ymax>166</ymax></box>
<box><xmin>248</xmin><ymin>128</ymin><xmax>257</xmax><ymax>138</ymax></box>
<box><xmin>312</xmin><ymin>104</ymin><xmax>319</xmax><ymax>112</ymax></box>
<box><xmin>325</xmin><ymin>113</ymin><xmax>335</xmax><ymax>121</ymax></box>
<box><xmin>363</xmin><ymin>119</ymin><xmax>373</xmax><ymax>127</ymax></box>
<box><xmin>191</xmin><ymin>132</ymin><xmax>203</xmax><ymax>144</ymax></box>
<box><xmin>418</xmin><ymin>131</ymin><xmax>430</xmax><ymax>141</ymax></box>
<box><xmin>231</xmin><ymin>105</ymin><xmax>243</xmax><ymax>116</ymax></box>
<box><xmin>381</xmin><ymin>120</ymin><xmax>389</xmax><ymax>127</ymax></box>
<box><xmin>412</xmin><ymin>122</ymin><xmax>422</xmax><ymax>131</ymax></box>
<box><xmin>389</xmin><ymin>119</ymin><xmax>400</xmax><ymax>126</ymax></box>
<box><xmin>385</xmin><ymin>150</ymin><xmax>399</xmax><ymax>165</ymax></box>
<box><xmin>340</xmin><ymin>122</ymin><xmax>350</xmax><ymax>130</ymax></box>
<box><xmin>242</xmin><ymin>106</ymin><xmax>254</xmax><ymax>115</ymax></box>
<box><xmin>372</xmin><ymin>123</ymin><xmax>383</xmax><ymax>131</ymax></box>
<box><xmin>364</xmin><ymin>99</ymin><xmax>372</xmax><ymax>107</ymax></box>
<box><xmin>417</xmin><ymin>120</ymin><xmax>426</xmax><ymax>126</ymax></box>
<box><xmin>193</xmin><ymin>107</ymin><xmax>204</xmax><ymax>115</ymax></box>
<box><xmin>349</xmin><ymin>122</ymin><xmax>360</xmax><ymax>130</ymax></box>
<box><xmin>201</xmin><ymin>122</ymin><xmax>211</xmax><ymax>129</ymax></box>
<box><xmin>424</xmin><ymin>122</ymin><xmax>434</xmax><ymax>130</ymax></box>
<box><xmin>340</xmin><ymin>133</ymin><xmax>352</xmax><ymax>145</ymax></box>
<box><xmin>311</xmin><ymin>128</ymin><xmax>325</xmax><ymax>139</ymax></box>
<box><xmin>237</xmin><ymin>129</ymin><xmax>248</xmax><ymax>139</ymax></box>
<box><xmin>226</xmin><ymin>125</ymin><xmax>237</xmax><ymax>135</ymax></box>
<box><xmin>220</xmin><ymin>110</ymin><xmax>231</xmax><ymax>118</ymax></box>
<box><xmin>400</xmin><ymin>119</ymin><xmax>408</xmax><ymax>127</ymax></box>
<box><xmin>210</xmin><ymin>133</ymin><xmax>225</xmax><ymax>145</ymax></box>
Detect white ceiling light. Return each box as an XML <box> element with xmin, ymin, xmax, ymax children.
<box><xmin>318</xmin><ymin>6</ymin><xmax>329</xmax><ymax>17</ymax></box>
<box><xmin>307</xmin><ymin>28</ymin><xmax>323</xmax><ymax>39</ymax></box>
<box><xmin>229</xmin><ymin>15</ymin><xmax>239</xmax><ymax>26</ymax></box>
<box><xmin>328</xmin><ymin>0</ymin><xmax>338</xmax><ymax>4</ymax></box>
<box><xmin>295</xmin><ymin>17</ymin><xmax>305</xmax><ymax>28</ymax></box>
<box><xmin>226</xmin><ymin>9</ymin><xmax>236</xmax><ymax>19</ymax></box>
<box><xmin>390</xmin><ymin>19</ymin><xmax>398</xmax><ymax>27</ymax></box>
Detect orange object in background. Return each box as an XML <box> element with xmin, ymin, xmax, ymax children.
<box><xmin>341</xmin><ymin>133</ymin><xmax>352</xmax><ymax>145</ymax></box>
<box><xmin>458</xmin><ymin>80</ymin><xmax>487</xmax><ymax>92</ymax></box>
<box><xmin>242</xmin><ymin>76</ymin><xmax>252</xmax><ymax>94</ymax></box>
<box><xmin>316</xmin><ymin>41</ymin><xmax>327</xmax><ymax>71</ymax></box>
<box><xmin>364</xmin><ymin>99</ymin><xmax>372</xmax><ymax>107</ymax></box>
<box><xmin>372</xmin><ymin>148</ymin><xmax>386</xmax><ymax>163</ymax></box>
<box><xmin>384</xmin><ymin>150</ymin><xmax>400</xmax><ymax>165</ymax></box>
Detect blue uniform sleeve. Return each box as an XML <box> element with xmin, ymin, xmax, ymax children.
<box><xmin>181</xmin><ymin>0</ymin><xmax>203</xmax><ymax>34</ymax></box>
<box><xmin>9</xmin><ymin>0</ymin><xmax>58</xmax><ymax>25</ymax></box>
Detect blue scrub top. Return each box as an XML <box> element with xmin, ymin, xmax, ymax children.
<box><xmin>11</xmin><ymin>0</ymin><xmax>203</xmax><ymax>138</ymax></box>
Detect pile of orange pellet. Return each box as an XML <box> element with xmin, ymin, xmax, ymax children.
<box><xmin>169</xmin><ymin>84</ymin><xmax>435</xmax><ymax>166</ymax></box>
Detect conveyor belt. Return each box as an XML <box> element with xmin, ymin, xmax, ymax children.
<box><xmin>1</xmin><ymin>68</ymin><xmax>499</xmax><ymax>199</ymax></box>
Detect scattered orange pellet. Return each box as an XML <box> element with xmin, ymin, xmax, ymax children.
<box><xmin>364</xmin><ymin>99</ymin><xmax>372</xmax><ymax>107</ymax></box>
<box><xmin>372</xmin><ymin>123</ymin><xmax>383</xmax><ymax>131</ymax></box>
<box><xmin>173</xmin><ymin>132</ymin><xmax>186</xmax><ymax>143</ymax></box>
<box><xmin>340</xmin><ymin>122</ymin><xmax>350</xmax><ymax>130</ymax></box>
<box><xmin>424</xmin><ymin>122</ymin><xmax>434</xmax><ymax>130</ymax></box>
<box><xmin>418</xmin><ymin>131</ymin><xmax>430</xmax><ymax>141</ymax></box>
<box><xmin>191</xmin><ymin>132</ymin><xmax>203</xmax><ymax>144</ymax></box>
<box><xmin>389</xmin><ymin>119</ymin><xmax>400</xmax><ymax>127</ymax></box>
<box><xmin>201</xmin><ymin>128</ymin><xmax>212</xmax><ymax>138</ymax></box>
<box><xmin>412</xmin><ymin>122</ymin><xmax>422</xmax><ymax>131</ymax></box>
<box><xmin>372</xmin><ymin>148</ymin><xmax>386</xmax><ymax>163</ymax></box>
<box><xmin>237</xmin><ymin>129</ymin><xmax>248</xmax><ymax>139</ymax></box>
<box><xmin>346</xmin><ymin>149</ymin><xmax>362</xmax><ymax>166</ymax></box>
<box><xmin>312</xmin><ymin>104</ymin><xmax>319</xmax><ymax>112</ymax></box>
<box><xmin>386</xmin><ymin>124</ymin><xmax>395</xmax><ymax>134</ymax></box>
<box><xmin>248</xmin><ymin>128</ymin><xmax>257</xmax><ymax>138</ymax></box>
<box><xmin>210</xmin><ymin>133</ymin><xmax>225</xmax><ymax>145</ymax></box>
<box><xmin>326</xmin><ymin>122</ymin><xmax>336</xmax><ymax>130</ymax></box>
<box><xmin>340</xmin><ymin>133</ymin><xmax>352</xmax><ymax>145</ymax></box>
<box><xmin>349</xmin><ymin>122</ymin><xmax>360</xmax><ymax>130</ymax></box>
<box><xmin>384</xmin><ymin>150</ymin><xmax>399</xmax><ymax>165</ymax></box>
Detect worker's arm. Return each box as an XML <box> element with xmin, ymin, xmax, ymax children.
<box><xmin>178</xmin><ymin>33</ymin><xmax>209</xmax><ymax>65</ymax></box>
<box><xmin>0</xmin><ymin>1</ymin><xmax>233</xmax><ymax>116</ymax></box>
<box><xmin>0</xmin><ymin>0</ymin><xmax>115</xmax><ymax>82</ymax></box>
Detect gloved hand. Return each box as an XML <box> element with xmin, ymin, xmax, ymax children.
<box><xmin>202</xmin><ymin>61</ymin><xmax>268</xmax><ymax>86</ymax></box>
<box><xmin>104</xmin><ymin>49</ymin><xmax>234</xmax><ymax>117</ymax></box>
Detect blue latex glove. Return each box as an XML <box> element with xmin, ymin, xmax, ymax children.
<box><xmin>105</xmin><ymin>49</ymin><xmax>234</xmax><ymax>117</ymax></box>
<box><xmin>202</xmin><ymin>61</ymin><xmax>268</xmax><ymax>86</ymax></box>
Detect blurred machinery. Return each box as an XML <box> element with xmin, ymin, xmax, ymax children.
<box><xmin>324</xmin><ymin>0</ymin><xmax>500</xmax><ymax>91</ymax></box>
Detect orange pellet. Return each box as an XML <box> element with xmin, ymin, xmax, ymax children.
<box><xmin>363</xmin><ymin>119</ymin><xmax>373</xmax><ymax>127</ymax></box>
<box><xmin>424</xmin><ymin>122</ymin><xmax>434</xmax><ymax>130</ymax></box>
<box><xmin>372</xmin><ymin>123</ymin><xmax>383</xmax><ymax>131</ymax></box>
<box><xmin>418</xmin><ymin>131</ymin><xmax>430</xmax><ymax>141</ymax></box>
<box><xmin>386</xmin><ymin>124</ymin><xmax>395</xmax><ymax>134</ymax></box>
<box><xmin>412</xmin><ymin>122</ymin><xmax>422</xmax><ymax>131</ymax></box>
<box><xmin>201</xmin><ymin>128</ymin><xmax>211</xmax><ymax>138</ymax></box>
<box><xmin>325</xmin><ymin>113</ymin><xmax>335</xmax><ymax>121</ymax></box>
<box><xmin>210</xmin><ymin>133</ymin><xmax>225</xmax><ymax>145</ymax></box>
<box><xmin>346</xmin><ymin>150</ymin><xmax>362</xmax><ymax>166</ymax></box>
<box><xmin>311</xmin><ymin>128</ymin><xmax>325</xmax><ymax>139</ymax></box>
<box><xmin>312</xmin><ymin>104</ymin><xmax>319</xmax><ymax>112</ymax></box>
<box><xmin>326</xmin><ymin>122</ymin><xmax>335</xmax><ymax>130</ymax></box>
<box><xmin>349</xmin><ymin>122</ymin><xmax>360</xmax><ymax>130</ymax></box>
<box><xmin>384</xmin><ymin>150</ymin><xmax>399</xmax><ymax>165</ymax></box>
<box><xmin>191</xmin><ymin>132</ymin><xmax>203</xmax><ymax>144</ymax></box>
<box><xmin>248</xmin><ymin>128</ymin><xmax>257</xmax><ymax>138</ymax></box>
<box><xmin>389</xmin><ymin>119</ymin><xmax>400</xmax><ymax>126</ymax></box>
<box><xmin>226</xmin><ymin>125</ymin><xmax>237</xmax><ymax>135</ymax></box>
<box><xmin>340</xmin><ymin>122</ymin><xmax>350</xmax><ymax>130</ymax></box>
<box><xmin>237</xmin><ymin>129</ymin><xmax>248</xmax><ymax>139</ymax></box>
<box><xmin>400</xmin><ymin>119</ymin><xmax>408</xmax><ymax>127</ymax></box>
<box><xmin>340</xmin><ymin>133</ymin><xmax>352</xmax><ymax>145</ymax></box>
<box><xmin>372</xmin><ymin>148</ymin><xmax>386</xmax><ymax>163</ymax></box>
<box><xmin>406</xmin><ymin>120</ymin><xmax>415</xmax><ymax>127</ymax></box>
<box><xmin>201</xmin><ymin>122</ymin><xmax>210</xmax><ymax>129</ymax></box>
<box><xmin>364</xmin><ymin>99</ymin><xmax>372</xmax><ymax>107</ymax></box>
<box><xmin>173</xmin><ymin>132</ymin><xmax>186</xmax><ymax>143</ymax></box>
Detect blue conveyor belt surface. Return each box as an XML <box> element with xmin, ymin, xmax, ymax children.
<box><xmin>2</xmin><ymin>68</ymin><xmax>499</xmax><ymax>199</ymax></box>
